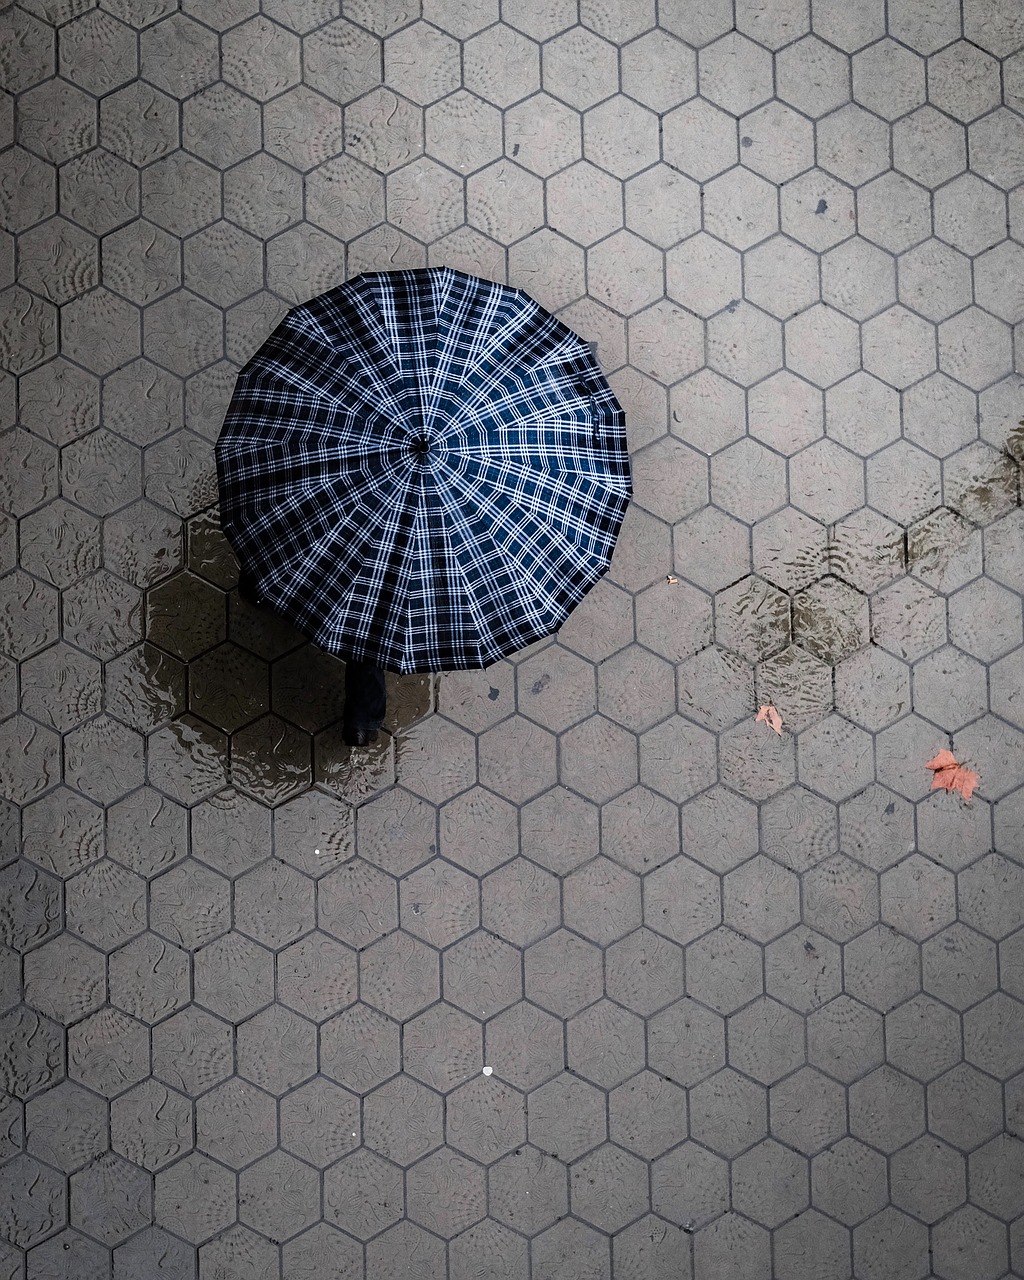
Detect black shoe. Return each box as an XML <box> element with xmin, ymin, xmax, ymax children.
<box><xmin>343</xmin><ymin>724</ymin><xmax>379</xmax><ymax>747</ymax></box>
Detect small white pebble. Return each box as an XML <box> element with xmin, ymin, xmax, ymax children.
<box><xmin>314</xmin><ymin>848</ymin><xmax>320</xmax><ymax>856</ymax></box>
<box><xmin>482</xmin><ymin>1066</ymin><xmax>493</xmax><ymax>1076</ymax></box>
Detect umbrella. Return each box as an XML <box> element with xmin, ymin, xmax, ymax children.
<box><xmin>216</xmin><ymin>266</ymin><xmax>631</xmax><ymax>674</ymax></box>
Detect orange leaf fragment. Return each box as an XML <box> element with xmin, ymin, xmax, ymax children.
<box><xmin>925</xmin><ymin>750</ymin><xmax>958</xmax><ymax>773</ymax></box>
<box><xmin>951</xmin><ymin>767</ymin><xmax>980</xmax><ymax>800</ymax></box>
<box><xmin>925</xmin><ymin>750</ymin><xmax>980</xmax><ymax>800</ymax></box>
<box><xmin>755</xmin><ymin>704</ymin><xmax>783</xmax><ymax>735</ymax></box>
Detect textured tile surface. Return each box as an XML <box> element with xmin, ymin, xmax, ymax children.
<box><xmin>2</xmin><ymin>0</ymin><xmax>1024</xmax><ymax>1276</ymax></box>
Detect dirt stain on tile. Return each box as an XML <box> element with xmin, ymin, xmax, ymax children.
<box><xmin>828</xmin><ymin>524</ymin><xmax>905</xmax><ymax>592</ymax></box>
<box><xmin>792</xmin><ymin>577</ymin><xmax>868</xmax><ymax>666</ymax></box>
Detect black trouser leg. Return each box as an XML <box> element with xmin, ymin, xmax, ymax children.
<box><xmin>237</xmin><ymin>568</ymin><xmax>263</xmax><ymax>607</ymax></box>
<box><xmin>343</xmin><ymin>661</ymin><xmax>387</xmax><ymax>744</ymax></box>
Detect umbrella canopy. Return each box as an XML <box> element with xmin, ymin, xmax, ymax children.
<box><xmin>216</xmin><ymin>267</ymin><xmax>631</xmax><ymax>674</ymax></box>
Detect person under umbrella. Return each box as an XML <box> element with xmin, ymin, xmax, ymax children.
<box><xmin>217</xmin><ymin>267</ymin><xmax>631</xmax><ymax>745</ymax></box>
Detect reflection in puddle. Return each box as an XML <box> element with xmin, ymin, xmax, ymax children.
<box><xmin>314</xmin><ymin>726</ymin><xmax>395</xmax><ymax>805</ymax></box>
<box><xmin>229</xmin><ymin>713</ymin><xmax>313</xmax><ymax>805</ymax></box>
<box><xmin>388</xmin><ymin>672</ymin><xmax>438</xmax><ymax>782</ymax></box>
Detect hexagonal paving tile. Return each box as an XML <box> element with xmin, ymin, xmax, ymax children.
<box><xmin>446</xmin><ymin>1073</ymin><xmax>526</xmax><ymax>1164</ymax></box>
<box><xmin>21</xmin><ymin>786</ymin><xmax>102</xmax><ymax>881</ymax></box>
<box><xmin>635</xmin><ymin>579</ymin><xmax>712</xmax><ymax>667</ymax></box>
<box><xmin>812</xmin><ymin>1136</ymin><xmax>887</xmax><ymax>1226</ymax></box>
<box><xmin>757</xmin><ymin>506</ymin><xmax>829</xmax><ymax>596</ymax></box>
<box><xmin>567</xmin><ymin>998</ymin><xmax>644</xmax><ymax>1089</ymax></box>
<box><xmin>779</xmin><ymin>168</ymin><xmax>854</xmax><ymax>254</ymax></box>
<box><xmin>479</xmin><ymin>858</ymin><xmax>557</xmax><ymax>949</ymax></box>
<box><xmin>712</xmin><ymin>438</ymin><xmax>785</xmax><ymax>523</ymax></box>
<box><xmin>238</xmin><ymin>1150</ymin><xmax>319</xmax><ymax>1244</ymax></box>
<box><xmin>724</xmin><ymin>856</ymin><xmax>800</xmax><ymax>944</ymax></box>
<box><xmin>24</xmin><ymin>933</ymin><xmax>105</xmax><ymax>1026</ymax></box>
<box><xmin>597</xmin><ymin>645</ymin><xmax>674</xmax><ymax>734</ymax></box>
<box><xmin>396</xmin><ymin>858</ymin><xmax>476</xmax><ymax>947</ymax></box>
<box><xmin>478</xmin><ymin>715</ymin><xmax>556</xmax><ymax>803</ymax></box>
<box><xmin>890</xmin><ymin>1134</ymin><xmax>968</xmax><ymax>1226</ymax></box>
<box><xmin>586</xmin><ymin>232</ymin><xmax>662</xmax><ymax>321</ymax></box>
<box><xmin>835</xmin><ymin>646</ymin><xmax>910</xmax><ymax>732</ymax></box>
<box><xmin>153</xmin><ymin>1152</ymin><xmax>236</xmax><ymax>1246</ymax></box>
<box><xmin>790</xmin><ymin>438</ymin><xmax>864</xmax><ymax>524</ymax></box>
<box><xmin>405</xmin><ymin>1148</ymin><xmax>486</xmax><ymax>1241</ymax></box>
<box><xmin>526</xmin><ymin>1073</ymin><xmax>605</xmax><ymax>1166</ymax></box>
<box><xmin>422</xmin><ymin>92</ymin><xmax>500</xmax><ymax>182</ymax></box>
<box><xmin>518</xmin><ymin>788</ymin><xmax>594</xmax><ymax>877</ymax></box>
<box><xmin>109</xmin><ymin>1079</ymin><xmax>192</xmax><ymax>1174</ymax></box>
<box><xmin>140</xmin><ymin>12</ymin><xmax>218</xmax><ymax>95</ymax></box>
<box><xmin>66</xmin><ymin>856</ymin><xmax>147</xmax><ymax>950</ymax></box>
<box><xmin>69</xmin><ymin>1151</ymin><xmax>151</xmax><ymax>1245</ymax></box>
<box><xmin>237</xmin><ymin>1003</ymin><xmax>317</xmax><ymax>1095</ymax></box>
<box><xmin>842</xmin><ymin>919</ymin><xmax>920</xmax><ymax>1014</ymax></box>
<box><xmin>20</xmin><ymin>645</ymin><xmax>101</xmax><ymax>737</ymax></box>
<box><xmin>69</xmin><ymin>1006</ymin><xmax>149</xmax><ymax>1099</ymax></box>
<box><xmin>555</xmin><ymin>854</ymin><xmax>637</xmax><ymax>943</ymax></box>
<box><xmin>517</xmin><ymin>644</ymin><xmax>596</xmax><ymax>733</ymax></box>
<box><xmin>277</xmin><ymin>1077</ymin><xmax>359</xmax><ymax>1172</ymax></box>
<box><xmin>524</xmin><ymin>928</ymin><xmax>602</xmax><ymax>1019</ymax></box>
<box><xmin>704</xmin><ymin>166</ymin><xmax>778</xmax><ymax>250</ymax></box>
<box><xmin>459</xmin><ymin>20</ymin><xmax>540</xmax><ymax>107</ymax></box>
<box><xmin>922</xmin><ymin>922</ymin><xmax>997</xmax><ymax>1014</ymax></box>
<box><xmin>633</xmin><ymin>436</ymin><xmax>709</xmax><ymax>524</ymax></box>
<box><xmin>486</xmin><ymin>1144</ymin><xmax>566</xmax><ymax>1238</ymax></box>
<box><xmin>625</xmin><ymin>163</ymin><xmax>699</xmax><ymax>250</ymax></box>
<box><xmin>765</xmin><ymin>924</ymin><xmax>842</xmax><ymax>1015</ymax></box>
<box><xmin>758</xmin><ymin>791</ymin><xmax>834</xmax><ymax>882</ymax></box>
<box><xmin>666</xmin><ymin>234</ymin><xmax>740</xmax><ymax>322</ymax></box>
<box><xmin>110</xmin><ymin>931</ymin><xmax>190</xmax><ymax>1024</ymax></box>
<box><xmin>715</xmin><ymin>576</ymin><xmax>791</xmax><ymax>663</ymax></box>
<box><xmin>745</xmin><ymin>234</ymin><xmax>819</xmax><ymax>321</ymax></box>
<box><xmin>193</xmin><ymin>1077</ymin><xmax>275</xmax><ymax>1172</ymax></box>
<box><xmin>192</xmin><ymin>930</ymin><xmax>272</xmax><ymax>1024</ymax></box>
<box><xmin>360</xmin><ymin>929</ymin><xmax>439</xmax><ymax>1022</ymax></box>
<box><xmin>555</xmin><ymin>713</ymin><xmax>635</xmax><ymax>806</ymax></box>
<box><xmin>884</xmin><ymin>994</ymin><xmax>962</xmax><ymax>1086</ymax></box>
<box><xmin>0</xmin><ymin>1155</ymin><xmax>67</xmax><ymax>1249</ymax></box>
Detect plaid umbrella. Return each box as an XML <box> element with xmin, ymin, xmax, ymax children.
<box><xmin>216</xmin><ymin>267</ymin><xmax>631</xmax><ymax>674</ymax></box>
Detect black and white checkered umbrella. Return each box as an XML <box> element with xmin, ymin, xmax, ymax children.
<box><xmin>216</xmin><ymin>267</ymin><xmax>631</xmax><ymax>674</ymax></box>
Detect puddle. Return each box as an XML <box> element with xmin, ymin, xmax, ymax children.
<box><xmin>386</xmin><ymin>672</ymin><xmax>436</xmax><ymax>737</ymax></box>
<box><xmin>389</xmin><ymin>673</ymin><xmax>439</xmax><ymax>774</ymax></box>
<box><xmin>140</xmin><ymin>513</ymin><xmax>432</xmax><ymax>809</ymax></box>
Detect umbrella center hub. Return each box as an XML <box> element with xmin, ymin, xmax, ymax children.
<box><xmin>411</xmin><ymin>435</ymin><xmax>431</xmax><ymax>457</ymax></box>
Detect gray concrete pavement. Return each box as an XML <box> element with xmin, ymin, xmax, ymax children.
<box><xmin>2</xmin><ymin>0</ymin><xmax>1024</xmax><ymax>1276</ymax></box>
